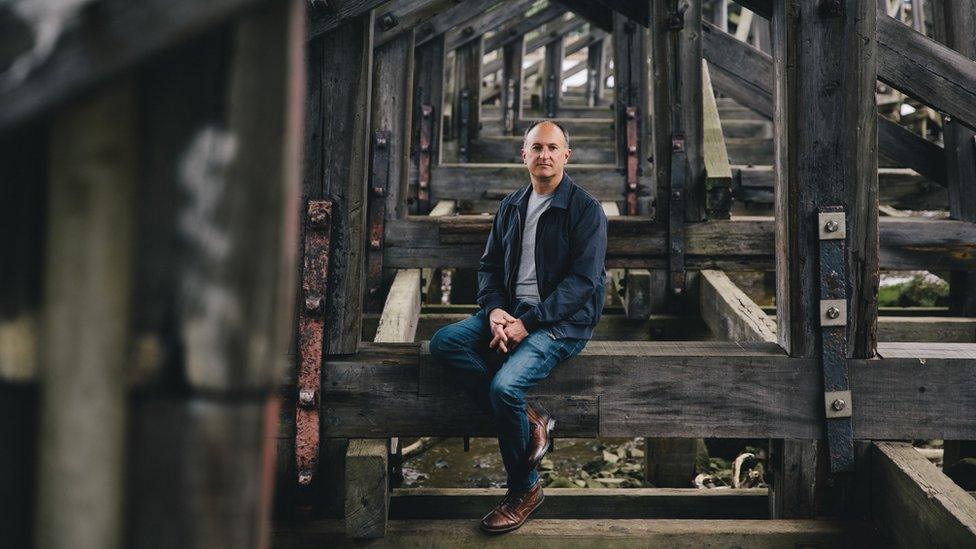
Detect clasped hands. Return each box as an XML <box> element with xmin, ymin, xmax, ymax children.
<box><xmin>488</xmin><ymin>308</ymin><xmax>529</xmax><ymax>354</ymax></box>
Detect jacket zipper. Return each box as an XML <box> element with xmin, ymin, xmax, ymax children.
<box><xmin>507</xmin><ymin>205</ymin><xmax>523</xmax><ymax>297</ymax></box>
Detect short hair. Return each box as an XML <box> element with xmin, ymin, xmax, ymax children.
<box><xmin>522</xmin><ymin>119</ymin><xmax>570</xmax><ymax>149</ymax></box>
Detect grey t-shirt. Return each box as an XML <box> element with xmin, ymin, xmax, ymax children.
<box><xmin>514</xmin><ymin>189</ymin><xmax>555</xmax><ymax>304</ymax></box>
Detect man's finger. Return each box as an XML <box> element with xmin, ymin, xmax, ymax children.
<box><xmin>498</xmin><ymin>339</ymin><xmax>508</xmax><ymax>353</ymax></box>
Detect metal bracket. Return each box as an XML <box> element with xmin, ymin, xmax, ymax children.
<box><xmin>366</xmin><ymin>130</ymin><xmax>391</xmax><ymax>310</ymax></box>
<box><xmin>669</xmin><ymin>133</ymin><xmax>687</xmax><ymax>297</ymax></box>
<box><xmin>625</xmin><ymin>106</ymin><xmax>639</xmax><ymax>215</ymax></box>
<box><xmin>418</xmin><ymin>103</ymin><xmax>433</xmax><ymax>213</ymax></box>
<box><xmin>545</xmin><ymin>73</ymin><xmax>557</xmax><ymax>117</ymax></box>
<box><xmin>296</xmin><ymin>199</ymin><xmax>333</xmax><ymax>487</ymax></box>
<box><xmin>817</xmin><ymin>205</ymin><xmax>853</xmax><ymax>472</ymax></box>
<box><xmin>458</xmin><ymin>89</ymin><xmax>470</xmax><ymax>163</ymax></box>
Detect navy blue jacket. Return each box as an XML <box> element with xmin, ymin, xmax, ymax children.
<box><xmin>477</xmin><ymin>172</ymin><xmax>608</xmax><ymax>340</ymax></box>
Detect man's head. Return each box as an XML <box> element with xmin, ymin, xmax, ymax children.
<box><xmin>521</xmin><ymin>120</ymin><xmax>572</xmax><ymax>181</ymax></box>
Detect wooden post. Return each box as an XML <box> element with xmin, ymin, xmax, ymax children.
<box><xmin>501</xmin><ymin>36</ymin><xmax>524</xmax><ymax>135</ymax></box>
<box><xmin>35</xmin><ymin>82</ymin><xmax>136</xmax><ymax>549</ymax></box>
<box><xmin>543</xmin><ymin>36</ymin><xmax>564</xmax><ymax>117</ymax></box>
<box><xmin>366</xmin><ymin>30</ymin><xmax>415</xmax><ymax>311</ymax></box>
<box><xmin>453</xmin><ymin>36</ymin><xmax>483</xmax><ymax>161</ymax></box>
<box><xmin>612</xmin><ymin>12</ymin><xmax>649</xmax><ymax>181</ymax></box>
<box><xmin>770</xmin><ymin>0</ymin><xmax>879</xmax><ymax>518</ymax></box>
<box><xmin>586</xmin><ymin>36</ymin><xmax>607</xmax><ymax>106</ymax></box>
<box><xmin>715</xmin><ymin>0</ymin><xmax>729</xmax><ymax>32</ymax></box>
<box><xmin>930</xmin><ymin>0</ymin><xmax>976</xmax><ymax>468</ymax></box>
<box><xmin>411</xmin><ymin>34</ymin><xmax>446</xmax><ymax>214</ymax></box>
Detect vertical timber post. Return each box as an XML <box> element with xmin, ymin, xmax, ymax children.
<box><xmin>586</xmin><ymin>36</ymin><xmax>607</xmax><ymax>107</ymax></box>
<box><xmin>453</xmin><ymin>36</ymin><xmax>483</xmax><ymax>162</ymax></box>
<box><xmin>770</xmin><ymin>0</ymin><xmax>879</xmax><ymax>517</ymax></box>
<box><xmin>543</xmin><ymin>35</ymin><xmax>564</xmax><ymax>118</ymax></box>
<box><xmin>501</xmin><ymin>35</ymin><xmax>525</xmax><ymax>135</ymax></box>
<box><xmin>412</xmin><ymin>34</ymin><xmax>446</xmax><ymax>214</ymax></box>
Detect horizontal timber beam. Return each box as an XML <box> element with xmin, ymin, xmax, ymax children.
<box><xmin>444</xmin><ymin>0</ymin><xmax>540</xmax><ymax>52</ymax></box>
<box><xmin>483</xmin><ymin>23</ymin><xmax>598</xmax><ymax>83</ymax></box>
<box><xmin>384</xmin><ymin>213</ymin><xmax>976</xmax><ymax>271</ymax></box>
<box><xmin>372</xmin><ymin>0</ymin><xmax>460</xmax><ymax>48</ymax></box>
<box><xmin>481</xmin><ymin>5</ymin><xmax>568</xmax><ymax>54</ymax></box>
<box><xmin>317</xmin><ymin>341</ymin><xmax>976</xmax><ymax>439</ymax></box>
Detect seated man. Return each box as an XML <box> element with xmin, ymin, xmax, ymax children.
<box><xmin>429</xmin><ymin>120</ymin><xmax>608</xmax><ymax>534</ymax></box>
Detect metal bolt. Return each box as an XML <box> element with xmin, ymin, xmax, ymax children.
<box><xmin>628</xmin><ymin>145</ymin><xmax>637</xmax><ymax>153</ymax></box>
<box><xmin>372</xmin><ymin>186</ymin><xmax>385</xmax><ymax>197</ymax></box>
<box><xmin>309</xmin><ymin>211</ymin><xmax>328</xmax><ymax>227</ymax></box>
<box><xmin>826</xmin><ymin>306</ymin><xmax>840</xmax><ymax>319</ymax></box>
<box><xmin>831</xmin><ymin>398</ymin><xmax>846</xmax><ymax>412</ymax></box>
<box><xmin>299</xmin><ymin>388</ymin><xmax>316</xmax><ymax>408</ymax></box>
<box><xmin>370</xmin><ymin>238</ymin><xmax>381</xmax><ymax>250</ymax></box>
<box><xmin>378</xmin><ymin>12</ymin><xmax>399</xmax><ymax>31</ymax></box>
<box><xmin>672</xmin><ymin>190</ymin><xmax>682</xmax><ymax>199</ymax></box>
<box><xmin>824</xmin><ymin>219</ymin><xmax>839</xmax><ymax>233</ymax></box>
<box><xmin>298</xmin><ymin>470</ymin><xmax>313</xmax><ymax>485</ymax></box>
<box><xmin>376</xmin><ymin>137</ymin><xmax>388</xmax><ymax>149</ymax></box>
<box><xmin>463</xmin><ymin>26</ymin><xmax>474</xmax><ymax>36</ymax></box>
<box><xmin>305</xmin><ymin>294</ymin><xmax>323</xmax><ymax>313</ymax></box>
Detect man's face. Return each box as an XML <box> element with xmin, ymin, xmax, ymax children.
<box><xmin>521</xmin><ymin>122</ymin><xmax>572</xmax><ymax>178</ymax></box>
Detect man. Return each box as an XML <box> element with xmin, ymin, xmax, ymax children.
<box><xmin>428</xmin><ymin>120</ymin><xmax>608</xmax><ymax>533</ymax></box>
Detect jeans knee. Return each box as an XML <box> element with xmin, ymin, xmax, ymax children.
<box><xmin>489</xmin><ymin>376</ymin><xmax>521</xmax><ymax>410</ymax></box>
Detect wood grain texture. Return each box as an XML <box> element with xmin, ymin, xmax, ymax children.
<box><xmin>344</xmin><ymin>439</ymin><xmax>388</xmax><ymax>538</ymax></box>
<box><xmin>699</xmin><ymin>270</ymin><xmax>777</xmax><ymax>343</ymax></box>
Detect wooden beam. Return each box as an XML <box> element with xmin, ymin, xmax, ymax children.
<box><xmin>542</xmin><ymin>33</ymin><xmax>565</xmax><ymax>117</ymax></box>
<box><xmin>699</xmin><ymin>270</ymin><xmax>776</xmax><ymax>343</ymax></box>
<box><xmin>554</xmin><ymin>0</ymin><xmax>614</xmax><ymax>32</ymax></box>
<box><xmin>414</xmin><ymin>0</ymin><xmax>498</xmax><ymax>47</ymax></box>
<box><xmin>444</xmin><ymin>0</ymin><xmax>538</xmax><ymax>52</ymax></box>
<box><xmin>319</xmin><ymin>341</ymin><xmax>976</xmax><ymax>440</ymax></box>
<box><xmin>877</xmin><ymin>10</ymin><xmax>976</xmax><ymax>131</ymax></box>
<box><xmin>373</xmin><ymin>0</ymin><xmax>460</xmax><ymax>48</ymax></box>
<box><xmin>871</xmin><ymin>442</ymin><xmax>976</xmax><ymax>547</ymax></box>
<box><xmin>344</xmin><ymin>439</ymin><xmax>389</xmax><ymax>538</ymax></box>
<box><xmin>383</xmin><ymin>213</ymin><xmax>976</xmax><ymax>272</ymax></box>
<box><xmin>597</xmin><ymin>0</ymin><xmax>650</xmax><ymax>25</ymax></box>
<box><xmin>276</xmin><ymin>518</ymin><xmax>859</xmax><ymax>547</ymax></box>
<box><xmin>482</xmin><ymin>22</ymin><xmax>596</xmax><ymax>84</ymax></box>
<box><xmin>389</xmin><ymin>487</ymin><xmax>768</xmax><ymax>519</ymax></box>
<box><xmin>309</xmin><ymin>11</ymin><xmax>374</xmax><ymax>354</ymax></box>
<box><xmin>701</xmin><ymin>61</ymin><xmax>732</xmax><ymax>219</ymax></box>
<box><xmin>421</xmin><ymin>201</ymin><xmax>456</xmax><ymax>300</ymax></box>
<box><xmin>452</xmin><ymin>37</ymin><xmax>483</xmax><ymax>152</ymax></box>
<box><xmin>500</xmin><ymin>36</ymin><xmax>525</xmax><ymax>135</ymax></box>
<box><xmin>482</xmin><ymin>5</ymin><xmax>568</xmax><ymax>54</ymax></box>
<box><xmin>309</xmin><ymin>0</ymin><xmax>389</xmax><ymax>39</ymax></box>
<box><xmin>612</xmin><ymin>12</ymin><xmax>650</xmax><ymax>212</ymax></box>
<box><xmin>586</xmin><ymin>36</ymin><xmax>609</xmax><ymax>105</ymax></box>
<box><xmin>410</xmin><ymin>34</ymin><xmax>446</xmax><ymax>214</ymax></box>
<box><xmin>0</xmin><ymin>0</ymin><xmax>268</xmax><ymax>131</ymax></box>
<box><xmin>702</xmin><ymin>19</ymin><xmax>948</xmax><ymax>188</ymax></box>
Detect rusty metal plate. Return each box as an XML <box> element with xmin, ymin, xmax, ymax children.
<box><xmin>625</xmin><ymin>106</ymin><xmax>638</xmax><ymax>215</ymax></box>
<box><xmin>295</xmin><ymin>199</ymin><xmax>332</xmax><ymax>486</ymax></box>
<box><xmin>367</xmin><ymin>130</ymin><xmax>391</xmax><ymax>307</ymax></box>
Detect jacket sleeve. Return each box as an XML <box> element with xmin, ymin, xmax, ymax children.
<box><xmin>517</xmin><ymin>199</ymin><xmax>607</xmax><ymax>331</ymax></box>
<box><xmin>476</xmin><ymin>205</ymin><xmax>508</xmax><ymax>313</ymax></box>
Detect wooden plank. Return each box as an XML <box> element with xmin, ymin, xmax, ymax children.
<box><xmin>541</xmin><ymin>33</ymin><xmax>565</xmax><ymax>117</ymax></box>
<box><xmin>410</xmin><ymin>34</ymin><xmax>446</xmax><ymax>212</ymax></box>
<box><xmin>275</xmin><ymin>518</ymin><xmax>860</xmax><ymax>547</ymax></box>
<box><xmin>877</xmin><ymin>11</ymin><xmax>976</xmax><ymax>131</ymax></box>
<box><xmin>420</xmin><ymin>200</ymin><xmax>456</xmax><ymax>299</ymax></box>
<box><xmin>389</xmin><ymin>487</ymin><xmax>768</xmax><ymax>519</ymax></box>
<box><xmin>372</xmin><ymin>0</ymin><xmax>457</xmax><ymax>48</ymax></box>
<box><xmin>312</xmin><ymin>12</ymin><xmax>374</xmax><ymax>354</ymax></box>
<box><xmin>345</xmin><ymin>439</ymin><xmax>389</xmax><ymax>538</ymax></box>
<box><xmin>482</xmin><ymin>23</ymin><xmax>598</xmax><ymax>87</ymax></box>
<box><xmin>414</xmin><ymin>0</ymin><xmax>498</xmax><ymax>47</ymax></box>
<box><xmin>309</xmin><ymin>0</ymin><xmax>388</xmax><ymax>39</ymax></box>
<box><xmin>452</xmin><ymin>36</ymin><xmax>483</xmax><ymax>146</ymax></box>
<box><xmin>444</xmin><ymin>0</ymin><xmax>538</xmax><ymax>52</ymax></box>
<box><xmin>701</xmin><ymin>61</ymin><xmax>732</xmax><ymax>219</ymax></box>
<box><xmin>0</xmin><ymin>0</ymin><xmax>266</xmax><ymax>131</ymax></box>
<box><xmin>35</xmin><ymin>80</ymin><xmax>136</xmax><ymax>549</ymax></box>
<box><xmin>872</xmin><ymin>442</ymin><xmax>976</xmax><ymax>547</ymax></box>
<box><xmin>374</xmin><ymin>270</ymin><xmax>422</xmax><ymax>343</ymax></box>
<box><xmin>586</xmin><ymin>36</ymin><xmax>608</xmax><ymax>105</ymax></box>
<box><xmin>699</xmin><ymin>270</ymin><xmax>777</xmax><ymax>343</ymax></box>
<box><xmin>500</xmin><ymin>36</ymin><xmax>524</xmax><ymax>135</ymax></box>
<box><xmin>877</xmin><ymin>316</ymin><xmax>976</xmax><ymax>343</ymax></box>
<box><xmin>481</xmin><ymin>5</ymin><xmax>568</xmax><ymax>54</ymax></box>
<box><xmin>554</xmin><ymin>0</ymin><xmax>613</xmax><ymax>32</ymax></box>
<box><xmin>319</xmin><ymin>341</ymin><xmax>976</xmax><ymax>439</ymax></box>
<box><xmin>383</xmin><ymin>214</ymin><xmax>976</xmax><ymax>271</ymax></box>
<box><xmin>618</xmin><ymin>269</ymin><xmax>654</xmax><ymax>320</ymax></box>
<box><xmin>596</xmin><ymin>0</ymin><xmax>649</xmax><ymax>25</ymax></box>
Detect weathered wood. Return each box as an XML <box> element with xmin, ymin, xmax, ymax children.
<box><xmin>542</xmin><ymin>34</ymin><xmax>565</xmax><ymax>118</ymax></box>
<box><xmin>644</xmin><ymin>438</ymin><xmax>706</xmax><ymax>488</ymax></box>
<box><xmin>414</xmin><ymin>0</ymin><xmax>498</xmax><ymax>47</ymax></box>
<box><xmin>389</xmin><ymin>487</ymin><xmax>768</xmax><ymax>519</ymax></box>
<box><xmin>613</xmin><ymin>12</ymin><xmax>650</xmax><ymax>209</ymax></box>
<box><xmin>701</xmin><ymin>61</ymin><xmax>732</xmax><ymax>219</ymax></box>
<box><xmin>410</xmin><ymin>34</ymin><xmax>446</xmax><ymax>212</ymax></box>
<box><xmin>345</xmin><ymin>439</ymin><xmax>389</xmax><ymax>539</ymax></box>
<box><xmin>310</xmin><ymin>12</ymin><xmax>373</xmax><ymax>354</ymax></box>
<box><xmin>482</xmin><ymin>24</ymin><xmax>599</xmax><ymax>89</ymax></box>
<box><xmin>481</xmin><ymin>4</ymin><xmax>568</xmax><ymax>54</ymax></box>
<box><xmin>872</xmin><ymin>441</ymin><xmax>976</xmax><ymax>547</ymax></box>
<box><xmin>554</xmin><ymin>0</ymin><xmax>613</xmax><ymax>32</ymax></box>
<box><xmin>372</xmin><ymin>0</ymin><xmax>459</xmax><ymax>48</ymax></box>
<box><xmin>308</xmin><ymin>0</ymin><xmax>389</xmax><ymax>39</ymax></box>
<box><xmin>616</xmin><ymin>269</ymin><xmax>654</xmax><ymax>320</ymax></box>
<box><xmin>35</xmin><ymin>81</ymin><xmax>136</xmax><ymax>549</ymax></box>
<box><xmin>597</xmin><ymin>0</ymin><xmax>650</xmax><ymax>26</ymax></box>
<box><xmin>500</xmin><ymin>36</ymin><xmax>524</xmax><ymax>135</ymax></box>
<box><xmin>374</xmin><ymin>270</ymin><xmax>422</xmax><ymax>343</ymax></box>
<box><xmin>877</xmin><ymin>316</ymin><xmax>976</xmax><ymax>342</ymax></box>
<box><xmin>680</xmin><ymin>0</ymin><xmax>706</xmax><ymax>222</ymax></box>
<box><xmin>452</xmin><ymin>36</ymin><xmax>483</xmax><ymax>148</ymax></box>
<box><xmin>699</xmin><ymin>270</ymin><xmax>776</xmax><ymax>343</ymax></box>
<box><xmin>420</xmin><ymin>201</ymin><xmax>456</xmax><ymax>300</ymax></box>
<box><xmin>0</xmin><ymin>0</ymin><xmax>268</xmax><ymax>131</ymax></box>
<box><xmin>275</xmin><ymin>518</ymin><xmax>860</xmax><ymax>547</ymax></box>
<box><xmin>444</xmin><ymin>0</ymin><xmax>537</xmax><ymax>52</ymax></box>
<box><xmin>319</xmin><ymin>341</ymin><xmax>976</xmax><ymax>439</ymax></box>
<box><xmin>383</xmin><ymin>211</ymin><xmax>976</xmax><ymax>271</ymax></box>
<box><xmin>877</xmin><ymin>10</ymin><xmax>976</xmax><ymax>131</ymax></box>
<box><xmin>586</xmin><ymin>36</ymin><xmax>608</xmax><ymax>105</ymax></box>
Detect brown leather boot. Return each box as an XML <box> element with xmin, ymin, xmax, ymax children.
<box><xmin>525</xmin><ymin>403</ymin><xmax>555</xmax><ymax>471</ymax></box>
<box><xmin>480</xmin><ymin>481</ymin><xmax>544</xmax><ymax>534</ymax></box>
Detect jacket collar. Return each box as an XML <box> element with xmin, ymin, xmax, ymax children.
<box><xmin>513</xmin><ymin>171</ymin><xmax>574</xmax><ymax>211</ymax></box>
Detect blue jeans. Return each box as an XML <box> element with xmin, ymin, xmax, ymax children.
<box><xmin>428</xmin><ymin>301</ymin><xmax>587</xmax><ymax>492</ymax></box>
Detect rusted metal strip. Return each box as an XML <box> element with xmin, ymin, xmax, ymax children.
<box><xmin>625</xmin><ymin>106</ymin><xmax>639</xmax><ymax>215</ymax></box>
<box><xmin>295</xmin><ymin>199</ymin><xmax>332</xmax><ymax>487</ymax></box>
<box><xmin>366</xmin><ymin>130</ymin><xmax>391</xmax><ymax>310</ymax></box>
<box><xmin>418</xmin><ymin>103</ymin><xmax>433</xmax><ymax>213</ymax></box>
<box><xmin>818</xmin><ymin>206</ymin><xmax>854</xmax><ymax>472</ymax></box>
<box><xmin>668</xmin><ymin>133</ymin><xmax>687</xmax><ymax>298</ymax></box>
<box><xmin>458</xmin><ymin>89</ymin><xmax>471</xmax><ymax>163</ymax></box>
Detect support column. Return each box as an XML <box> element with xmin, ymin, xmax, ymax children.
<box><xmin>411</xmin><ymin>34</ymin><xmax>446</xmax><ymax>214</ymax></box>
<box><xmin>770</xmin><ymin>0</ymin><xmax>879</xmax><ymax>518</ymax></box>
<box><xmin>453</xmin><ymin>36</ymin><xmax>483</xmax><ymax>162</ymax></box>
<box><xmin>501</xmin><ymin>36</ymin><xmax>524</xmax><ymax>135</ymax></box>
<box><xmin>543</xmin><ymin>36</ymin><xmax>564</xmax><ymax>118</ymax></box>
<box><xmin>586</xmin><ymin>37</ymin><xmax>607</xmax><ymax>107</ymax></box>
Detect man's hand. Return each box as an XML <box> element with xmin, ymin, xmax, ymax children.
<box><xmin>502</xmin><ymin>319</ymin><xmax>529</xmax><ymax>349</ymax></box>
<box><xmin>488</xmin><ymin>308</ymin><xmax>516</xmax><ymax>353</ymax></box>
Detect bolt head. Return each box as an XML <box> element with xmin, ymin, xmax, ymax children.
<box><xmin>824</xmin><ymin>219</ymin><xmax>839</xmax><ymax>232</ymax></box>
<box><xmin>305</xmin><ymin>295</ymin><xmax>322</xmax><ymax>313</ymax></box>
<box><xmin>831</xmin><ymin>398</ymin><xmax>846</xmax><ymax>411</ymax></box>
<box><xmin>826</xmin><ymin>306</ymin><xmax>840</xmax><ymax>319</ymax></box>
<box><xmin>299</xmin><ymin>388</ymin><xmax>316</xmax><ymax>408</ymax></box>
<box><xmin>298</xmin><ymin>470</ymin><xmax>313</xmax><ymax>485</ymax></box>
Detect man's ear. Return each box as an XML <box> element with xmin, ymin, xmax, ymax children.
<box><xmin>564</xmin><ymin>148</ymin><xmax>572</xmax><ymax>162</ymax></box>
<box><xmin>521</xmin><ymin>148</ymin><xmax>528</xmax><ymax>164</ymax></box>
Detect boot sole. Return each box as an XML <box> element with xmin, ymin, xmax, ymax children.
<box><xmin>480</xmin><ymin>492</ymin><xmax>545</xmax><ymax>534</ymax></box>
